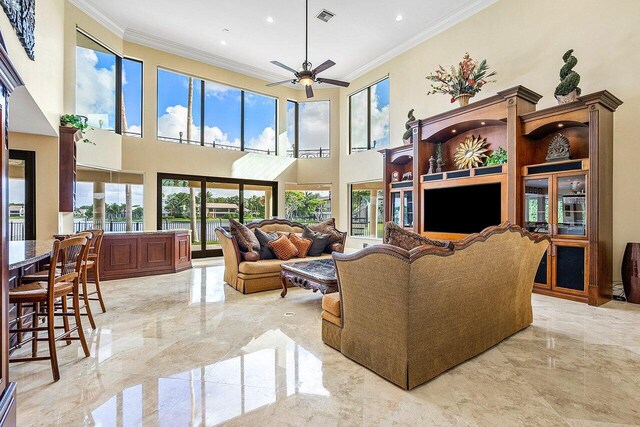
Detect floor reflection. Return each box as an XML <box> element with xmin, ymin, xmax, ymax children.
<box><xmin>87</xmin><ymin>329</ymin><xmax>328</xmax><ymax>426</ymax></box>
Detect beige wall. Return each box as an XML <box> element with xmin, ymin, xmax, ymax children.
<box><xmin>0</xmin><ymin>0</ymin><xmax>65</xmax><ymax>131</ymax></box>
<box><xmin>9</xmin><ymin>133</ymin><xmax>59</xmax><ymax>240</ymax></box>
<box><xmin>338</xmin><ymin>0</ymin><xmax>640</xmax><ymax>277</ymax></box>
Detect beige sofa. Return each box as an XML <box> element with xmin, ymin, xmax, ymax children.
<box><xmin>216</xmin><ymin>218</ymin><xmax>346</xmax><ymax>294</ymax></box>
<box><xmin>322</xmin><ymin>223</ymin><xmax>549</xmax><ymax>390</ymax></box>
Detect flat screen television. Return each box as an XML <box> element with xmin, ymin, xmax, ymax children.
<box><xmin>423</xmin><ymin>183</ymin><xmax>502</xmax><ymax>234</ymax></box>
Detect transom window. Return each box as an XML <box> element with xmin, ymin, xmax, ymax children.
<box><xmin>349</xmin><ymin>77</ymin><xmax>390</xmax><ymax>153</ymax></box>
<box><xmin>157</xmin><ymin>68</ymin><xmax>277</xmax><ymax>155</ymax></box>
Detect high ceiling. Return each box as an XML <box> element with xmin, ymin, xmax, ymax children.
<box><xmin>71</xmin><ymin>0</ymin><xmax>495</xmax><ymax>83</ymax></box>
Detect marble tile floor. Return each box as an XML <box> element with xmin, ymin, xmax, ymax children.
<box><xmin>10</xmin><ymin>258</ymin><xmax>640</xmax><ymax>426</ymax></box>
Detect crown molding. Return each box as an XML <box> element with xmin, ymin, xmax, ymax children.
<box><xmin>124</xmin><ymin>29</ymin><xmax>295</xmax><ymax>85</ymax></box>
<box><xmin>342</xmin><ymin>0</ymin><xmax>498</xmax><ymax>82</ymax></box>
<box><xmin>68</xmin><ymin>0</ymin><xmax>126</xmax><ymax>38</ymax></box>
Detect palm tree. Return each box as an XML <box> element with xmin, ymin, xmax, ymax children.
<box><xmin>186</xmin><ymin>77</ymin><xmax>199</xmax><ymax>243</ymax></box>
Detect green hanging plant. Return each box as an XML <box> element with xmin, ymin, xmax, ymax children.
<box><xmin>60</xmin><ymin>114</ymin><xmax>93</xmax><ymax>144</ymax></box>
<box><xmin>484</xmin><ymin>147</ymin><xmax>507</xmax><ymax>166</ymax></box>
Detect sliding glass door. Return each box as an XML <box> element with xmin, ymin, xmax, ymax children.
<box><xmin>158</xmin><ymin>174</ymin><xmax>277</xmax><ymax>257</ymax></box>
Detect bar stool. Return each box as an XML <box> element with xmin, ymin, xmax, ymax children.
<box><xmin>83</xmin><ymin>229</ymin><xmax>106</xmax><ymax>314</ymax></box>
<box><xmin>9</xmin><ymin>236</ymin><xmax>92</xmax><ymax>381</ymax></box>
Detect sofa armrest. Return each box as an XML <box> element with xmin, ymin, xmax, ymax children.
<box><xmin>215</xmin><ymin>228</ymin><xmax>241</xmax><ymax>286</ymax></box>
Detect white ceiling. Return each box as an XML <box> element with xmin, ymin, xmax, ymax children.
<box><xmin>71</xmin><ymin>0</ymin><xmax>496</xmax><ymax>83</ymax></box>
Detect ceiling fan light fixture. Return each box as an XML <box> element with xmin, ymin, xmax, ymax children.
<box><xmin>299</xmin><ymin>76</ymin><xmax>314</xmax><ymax>86</ymax></box>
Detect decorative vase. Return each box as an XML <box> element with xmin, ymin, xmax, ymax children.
<box><xmin>555</xmin><ymin>90</ymin><xmax>578</xmax><ymax>105</ymax></box>
<box><xmin>622</xmin><ymin>243</ymin><xmax>640</xmax><ymax>304</ymax></box>
<box><xmin>455</xmin><ymin>94</ymin><xmax>472</xmax><ymax>107</ymax></box>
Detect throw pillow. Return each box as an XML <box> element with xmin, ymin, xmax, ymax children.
<box><xmin>268</xmin><ymin>235</ymin><xmax>299</xmax><ymax>261</ymax></box>
<box><xmin>241</xmin><ymin>251</ymin><xmax>260</xmax><ymax>262</ymax></box>
<box><xmin>308</xmin><ymin>218</ymin><xmax>343</xmax><ymax>245</ymax></box>
<box><xmin>229</xmin><ymin>218</ymin><xmax>260</xmax><ymax>252</ymax></box>
<box><xmin>302</xmin><ymin>226</ymin><xmax>332</xmax><ymax>257</ymax></box>
<box><xmin>289</xmin><ymin>234</ymin><xmax>312</xmax><ymax>258</ymax></box>
<box><xmin>254</xmin><ymin>228</ymin><xmax>279</xmax><ymax>260</ymax></box>
<box><xmin>383</xmin><ymin>222</ymin><xmax>453</xmax><ymax>251</ymax></box>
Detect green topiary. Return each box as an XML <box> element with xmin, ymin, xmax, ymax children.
<box><xmin>554</xmin><ymin>49</ymin><xmax>581</xmax><ymax>97</ymax></box>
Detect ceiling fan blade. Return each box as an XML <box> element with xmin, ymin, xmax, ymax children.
<box><xmin>266</xmin><ymin>79</ymin><xmax>294</xmax><ymax>87</ymax></box>
<box><xmin>305</xmin><ymin>85</ymin><xmax>314</xmax><ymax>98</ymax></box>
<box><xmin>312</xmin><ymin>60</ymin><xmax>336</xmax><ymax>75</ymax></box>
<box><xmin>270</xmin><ymin>60</ymin><xmax>298</xmax><ymax>75</ymax></box>
<box><xmin>317</xmin><ymin>78</ymin><xmax>350</xmax><ymax>88</ymax></box>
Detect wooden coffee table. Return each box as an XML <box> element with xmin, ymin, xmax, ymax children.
<box><xmin>280</xmin><ymin>258</ymin><xmax>338</xmax><ymax>297</ymax></box>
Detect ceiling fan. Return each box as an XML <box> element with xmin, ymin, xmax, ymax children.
<box><xmin>267</xmin><ymin>0</ymin><xmax>350</xmax><ymax>98</ymax></box>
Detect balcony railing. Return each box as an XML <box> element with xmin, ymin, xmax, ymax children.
<box><xmin>287</xmin><ymin>148</ymin><xmax>330</xmax><ymax>158</ymax></box>
<box><xmin>159</xmin><ymin>135</ymin><xmax>277</xmax><ymax>155</ymax></box>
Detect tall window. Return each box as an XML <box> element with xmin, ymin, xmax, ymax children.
<box><xmin>122</xmin><ymin>58</ymin><xmax>143</xmax><ymax>137</ymax></box>
<box><xmin>287</xmin><ymin>101</ymin><xmax>330</xmax><ymax>158</ymax></box>
<box><xmin>75</xmin><ymin>30</ymin><xmax>143</xmax><ymax>136</ymax></box>
<box><xmin>157</xmin><ymin>68</ymin><xmax>277</xmax><ymax>155</ymax></box>
<box><xmin>350</xmin><ymin>181</ymin><xmax>384</xmax><ymax>238</ymax></box>
<box><xmin>8</xmin><ymin>150</ymin><xmax>36</xmax><ymax>241</ymax></box>
<box><xmin>286</xmin><ymin>100</ymin><xmax>297</xmax><ymax>157</ymax></box>
<box><xmin>349</xmin><ymin>77</ymin><xmax>390</xmax><ymax>153</ymax></box>
<box><xmin>76</xmin><ymin>31</ymin><xmax>117</xmax><ymax>131</ymax></box>
<box><xmin>285</xmin><ymin>184</ymin><xmax>331</xmax><ymax>223</ymax></box>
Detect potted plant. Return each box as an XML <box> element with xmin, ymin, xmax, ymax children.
<box><xmin>554</xmin><ymin>49</ymin><xmax>581</xmax><ymax>104</ymax></box>
<box><xmin>60</xmin><ymin>114</ymin><xmax>93</xmax><ymax>144</ymax></box>
<box><xmin>426</xmin><ymin>53</ymin><xmax>497</xmax><ymax>107</ymax></box>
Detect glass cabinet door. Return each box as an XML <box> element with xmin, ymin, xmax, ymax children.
<box><xmin>390</xmin><ymin>192</ymin><xmax>401</xmax><ymax>225</ymax></box>
<box><xmin>524</xmin><ymin>178</ymin><xmax>550</xmax><ymax>234</ymax></box>
<box><xmin>534</xmin><ymin>249</ymin><xmax>550</xmax><ymax>289</ymax></box>
<box><xmin>403</xmin><ymin>191</ymin><xmax>413</xmax><ymax>228</ymax></box>
<box><xmin>555</xmin><ymin>174</ymin><xmax>587</xmax><ymax>237</ymax></box>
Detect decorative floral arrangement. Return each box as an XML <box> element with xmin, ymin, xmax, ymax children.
<box><xmin>426</xmin><ymin>53</ymin><xmax>497</xmax><ymax>105</ymax></box>
<box><xmin>484</xmin><ymin>147</ymin><xmax>508</xmax><ymax>166</ymax></box>
<box><xmin>60</xmin><ymin>114</ymin><xmax>93</xmax><ymax>144</ymax></box>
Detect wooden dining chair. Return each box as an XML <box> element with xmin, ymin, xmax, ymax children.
<box><xmin>83</xmin><ymin>229</ymin><xmax>106</xmax><ymax>313</ymax></box>
<box><xmin>9</xmin><ymin>236</ymin><xmax>91</xmax><ymax>381</ymax></box>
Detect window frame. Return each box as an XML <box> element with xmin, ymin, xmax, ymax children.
<box><xmin>348</xmin><ymin>76</ymin><xmax>389</xmax><ymax>154</ymax></box>
<box><xmin>122</xmin><ymin>56</ymin><xmax>144</xmax><ymax>137</ymax></box>
<box><xmin>290</xmin><ymin>99</ymin><xmax>331</xmax><ymax>158</ymax></box>
<box><xmin>286</xmin><ymin>99</ymin><xmax>299</xmax><ymax>158</ymax></box>
<box><xmin>9</xmin><ymin>149</ymin><xmax>36</xmax><ymax>241</ymax></box>
<box><xmin>348</xmin><ymin>181</ymin><xmax>384</xmax><ymax>239</ymax></box>
<box><xmin>156</xmin><ymin>67</ymin><xmax>278</xmax><ymax>155</ymax></box>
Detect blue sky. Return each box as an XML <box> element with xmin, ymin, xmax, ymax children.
<box><xmin>123</xmin><ymin>59</ymin><xmax>142</xmax><ymax>131</ymax></box>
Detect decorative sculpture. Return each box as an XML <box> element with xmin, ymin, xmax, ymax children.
<box><xmin>0</xmin><ymin>0</ymin><xmax>35</xmax><ymax>60</ymax></box>
<box><xmin>545</xmin><ymin>134</ymin><xmax>571</xmax><ymax>162</ymax></box>
<box><xmin>402</xmin><ymin>109</ymin><xmax>416</xmax><ymax>142</ymax></box>
<box><xmin>454</xmin><ymin>135</ymin><xmax>489</xmax><ymax>169</ymax></box>
<box><xmin>427</xmin><ymin>156</ymin><xmax>436</xmax><ymax>174</ymax></box>
<box><xmin>436</xmin><ymin>143</ymin><xmax>445</xmax><ymax>173</ymax></box>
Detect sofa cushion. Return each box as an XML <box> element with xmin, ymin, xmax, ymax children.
<box><xmin>268</xmin><ymin>235</ymin><xmax>299</xmax><ymax>260</ymax></box>
<box><xmin>238</xmin><ymin>254</ymin><xmax>333</xmax><ymax>275</ymax></box>
<box><xmin>255</xmin><ymin>229</ymin><xmax>278</xmax><ymax>260</ymax></box>
<box><xmin>327</xmin><ymin>242</ymin><xmax>344</xmax><ymax>254</ymax></box>
<box><xmin>383</xmin><ymin>221</ymin><xmax>453</xmax><ymax>251</ymax></box>
<box><xmin>302</xmin><ymin>227</ymin><xmax>331</xmax><ymax>256</ymax></box>
<box><xmin>322</xmin><ymin>292</ymin><xmax>341</xmax><ymax>317</ymax></box>
<box><xmin>308</xmin><ymin>219</ymin><xmax>343</xmax><ymax>245</ymax></box>
<box><xmin>229</xmin><ymin>218</ymin><xmax>260</xmax><ymax>252</ymax></box>
<box><xmin>258</xmin><ymin>224</ymin><xmax>304</xmax><ymax>234</ymax></box>
<box><xmin>289</xmin><ymin>233</ymin><xmax>312</xmax><ymax>258</ymax></box>
<box><xmin>321</xmin><ymin>311</ymin><xmax>341</xmax><ymax>327</ymax></box>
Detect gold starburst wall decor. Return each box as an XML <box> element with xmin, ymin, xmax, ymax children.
<box><xmin>454</xmin><ymin>135</ymin><xmax>489</xmax><ymax>169</ymax></box>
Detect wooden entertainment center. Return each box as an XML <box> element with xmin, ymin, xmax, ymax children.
<box><xmin>380</xmin><ymin>86</ymin><xmax>622</xmax><ymax>306</ymax></box>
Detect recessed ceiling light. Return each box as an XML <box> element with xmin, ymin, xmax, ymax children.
<box><xmin>266</xmin><ymin>16</ymin><xmax>274</xmax><ymax>23</ymax></box>
<box><xmin>558</xmin><ymin>123</ymin><xmax>564</xmax><ymax>128</ymax></box>
<box><xmin>396</xmin><ymin>14</ymin><xmax>404</xmax><ymax>22</ymax></box>
<box><xmin>452</xmin><ymin>129</ymin><xmax>457</xmax><ymax>133</ymax></box>
<box><xmin>480</xmin><ymin>121</ymin><xmax>486</xmax><ymax>125</ymax></box>
<box><xmin>220</xmin><ymin>40</ymin><xmax>227</xmax><ymax>46</ymax></box>
<box><xmin>222</xmin><ymin>28</ymin><xmax>230</xmax><ymax>33</ymax></box>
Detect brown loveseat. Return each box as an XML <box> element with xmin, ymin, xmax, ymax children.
<box><xmin>216</xmin><ymin>218</ymin><xmax>346</xmax><ymax>294</ymax></box>
<box><xmin>322</xmin><ymin>223</ymin><xmax>549</xmax><ymax>390</ymax></box>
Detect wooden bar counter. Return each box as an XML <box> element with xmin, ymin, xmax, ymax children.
<box><xmin>100</xmin><ymin>230</ymin><xmax>192</xmax><ymax>281</ymax></box>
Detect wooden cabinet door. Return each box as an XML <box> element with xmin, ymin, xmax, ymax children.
<box><xmin>551</xmin><ymin>240</ymin><xmax>589</xmax><ymax>296</ymax></box>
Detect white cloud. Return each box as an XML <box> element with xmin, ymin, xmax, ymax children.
<box><xmin>299</xmin><ymin>101</ymin><xmax>330</xmax><ymax>152</ymax></box>
<box><xmin>349</xmin><ymin>87</ymin><xmax>389</xmax><ymax>150</ymax></box>
<box><xmin>371</xmin><ymin>85</ymin><xmax>390</xmax><ymax>148</ymax></box>
<box><xmin>246</xmin><ymin>127</ymin><xmax>276</xmax><ymax>153</ymax></box>
<box><xmin>76</xmin><ymin>47</ymin><xmax>116</xmax><ymax>129</ymax></box>
<box><xmin>158</xmin><ymin>104</ymin><xmax>241</xmax><ymax>148</ymax></box>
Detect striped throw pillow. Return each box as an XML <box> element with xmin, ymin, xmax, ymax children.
<box><xmin>289</xmin><ymin>234</ymin><xmax>312</xmax><ymax>258</ymax></box>
<box><xmin>268</xmin><ymin>235</ymin><xmax>299</xmax><ymax>261</ymax></box>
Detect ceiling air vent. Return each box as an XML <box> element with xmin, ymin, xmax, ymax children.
<box><xmin>316</xmin><ymin>9</ymin><xmax>335</xmax><ymax>23</ymax></box>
